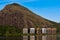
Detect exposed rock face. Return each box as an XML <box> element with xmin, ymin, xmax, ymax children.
<box><xmin>0</xmin><ymin>3</ymin><xmax>55</xmax><ymax>29</ymax></box>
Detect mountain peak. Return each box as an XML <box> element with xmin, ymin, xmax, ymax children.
<box><xmin>8</xmin><ymin>3</ymin><xmax>21</xmax><ymax>6</ymax></box>
<box><xmin>3</xmin><ymin>3</ymin><xmax>27</xmax><ymax>11</ymax></box>
<box><xmin>4</xmin><ymin>3</ymin><xmax>23</xmax><ymax>8</ymax></box>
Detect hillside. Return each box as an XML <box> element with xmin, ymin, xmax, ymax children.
<box><xmin>0</xmin><ymin>3</ymin><xmax>54</xmax><ymax>28</ymax></box>
<box><xmin>0</xmin><ymin>3</ymin><xmax>60</xmax><ymax>35</ymax></box>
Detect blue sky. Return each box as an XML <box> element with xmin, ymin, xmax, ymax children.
<box><xmin>0</xmin><ymin>0</ymin><xmax>60</xmax><ymax>22</ymax></box>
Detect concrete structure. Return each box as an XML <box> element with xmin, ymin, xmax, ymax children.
<box><xmin>47</xmin><ymin>35</ymin><xmax>52</xmax><ymax>40</ymax></box>
<box><xmin>30</xmin><ymin>28</ymin><xmax>35</xmax><ymax>34</ymax></box>
<box><xmin>46</xmin><ymin>28</ymin><xmax>52</xmax><ymax>34</ymax></box>
<box><xmin>30</xmin><ymin>36</ymin><xmax>35</xmax><ymax>40</ymax></box>
<box><xmin>36</xmin><ymin>28</ymin><xmax>42</xmax><ymax>34</ymax></box>
<box><xmin>23</xmin><ymin>28</ymin><xmax>28</xmax><ymax>34</ymax></box>
<box><xmin>52</xmin><ymin>35</ymin><xmax>57</xmax><ymax>40</ymax></box>
<box><xmin>23</xmin><ymin>36</ymin><xmax>28</xmax><ymax>40</ymax></box>
<box><xmin>42</xmin><ymin>35</ymin><xmax>47</xmax><ymax>40</ymax></box>
<box><xmin>52</xmin><ymin>28</ymin><xmax>57</xmax><ymax>34</ymax></box>
<box><xmin>22</xmin><ymin>28</ymin><xmax>57</xmax><ymax>40</ymax></box>
<box><xmin>42</xmin><ymin>28</ymin><xmax>47</xmax><ymax>34</ymax></box>
<box><xmin>36</xmin><ymin>35</ymin><xmax>42</xmax><ymax>40</ymax></box>
<box><xmin>42</xmin><ymin>35</ymin><xmax>57</xmax><ymax>40</ymax></box>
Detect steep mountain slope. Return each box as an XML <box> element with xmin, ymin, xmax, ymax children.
<box><xmin>0</xmin><ymin>3</ymin><xmax>60</xmax><ymax>37</ymax></box>
<box><xmin>0</xmin><ymin>3</ymin><xmax>55</xmax><ymax>29</ymax></box>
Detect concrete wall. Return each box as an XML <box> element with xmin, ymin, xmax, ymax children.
<box><xmin>36</xmin><ymin>28</ymin><xmax>42</xmax><ymax>34</ymax></box>
<box><xmin>42</xmin><ymin>35</ymin><xmax>47</xmax><ymax>40</ymax></box>
<box><xmin>42</xmin><ymin>28</ymin><xmax>47</xmax><ymax>34</ymax></box>
<box><xmin>23</xmin><ymin>36</ymin><xmax>28</xmax><ymax>40</ymax></box>
<box><xmin>30</xmin><ymin>36</ymin><xmax>35</xmax><ymax>40</ymax></box>
<box><xmin>46</xmin><ymin>28</ymin><xmax>52</xmax><ymax>34</ymax></box>
<box><xmin>30</xmin><ymin>28</ymin><xmax>35</xmax><ymax>34</ymax></box>
<box><xmin>22</xmin><ymin>28</ymin><xmax>57</xmax><ymax>40</ymax></box>
<box><xmin>36</xmin><ymin>35</ymin><xmax>42</xmax><ymax>40</ymax></box>
<box><xmin>52</xmin><ymin>28</ymin><xmax>57</xmax><ymax>34</ymax></box>
<box><xmin>23</xmin><ymin>28</ymin><xmax>28</xmax><ymax>34</ymax></box>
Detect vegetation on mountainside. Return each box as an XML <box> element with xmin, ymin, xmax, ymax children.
<box><xmin>0</xmin><ymin>25</ymin><xmax>22</xmax><ymax>37</ymax></box>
